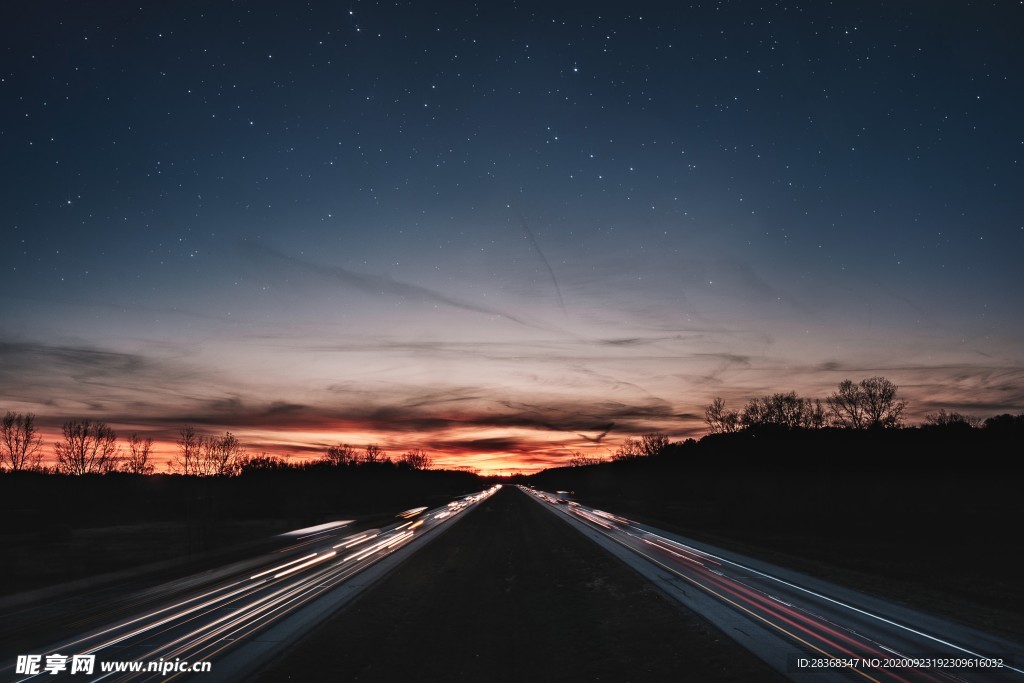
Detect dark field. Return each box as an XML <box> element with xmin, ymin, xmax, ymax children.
<box><xmin>256</xmin><ymin>485</ymin><xmax>784</xmax><ymax>683</ymax></box>
<box><xmin>0</xmin><ymin>518</ymin><xmax>288</xmax><ymax>597</ymax></box>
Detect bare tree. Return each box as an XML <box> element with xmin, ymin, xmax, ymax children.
<box><xmin>361</xmin><ymin>444</ymin><xmax>389</xmax><ymax>464</ymax></box>
<box><xmin>741</xmin><ymin>392</ymin><xmax>823</xmax><ymax>429</ymax></box>
<box><xmin>54</xmin><ymin>419</ymin><xmax>120</xmax><ymax>474</ymax></box>
<box><xmin>639</xmin><ymin>432</ymin><xmax>671</xmax><ymax>456</ymax></box>
<box><xmin>0</xmin><ymin>411</ymin><xmax>44</xmax><ymax>472</ymax></box>
<box><xmin>924</xmin><ymin>409</ymin><xmax>980</xmax><ymax>428</ymax></box>
<box><xmin>611</xmin><ymin>432</ymin><xmax>668</xmax><ymax>460</ymax></box>
<box><xmin>827</xmin><ymin>377</ymin><xmax>905</xmax><ymax>429</ymax></box>
<box><xmin>173</xmin><ymin>426</ymin><xmax>202</xmax><ymax>475</ymax></box>
<box><xmin>612</xmin><ymin>437</ymin><xmax>645</xmax><ymax>461</ymax></box>
<box><xmin>198</xmin><ymin>431</ymin><xmax>245</xmax><ymax>476</ymax></box>
<box><xmin>122</xmin><ymin>433</ymin><xmax>155</xmax><ymax>474</ymax></box>
<box><xmin>704</xmin><ymin>398</ymin><xmax>740</xmax><ymax>434</ymax></box>
<box><xmin>808</xmin><ymin>398</ymin><xmax>827</xmax><ymax>429</ymax></box>
<box><xmin>826</xmin><ymin>380</ymin><xmax>865</xmax><ymax>429</ymax></box>
<box><xmin>860</xmin><ymin>376</ymin><xmax>906</xmax><ymax>428</ymax></box>
<box><xmin>324</xmin><ymin>443</ymin><xmax>358</xmax><ymax>466</ymax></box>
<box><xmin>398</xmin><ymin>449</ymin><xmax>433</xmax><ymax>470</ymax></box>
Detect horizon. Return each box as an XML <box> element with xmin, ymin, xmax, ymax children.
<box><xmin>6</xmin><ymin>395</ymin><xmax>1019</xmax><ymax>476</ymax></box>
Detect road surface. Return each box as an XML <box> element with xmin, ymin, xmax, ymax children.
<box><xmin>522</xmin><ymin>485</ymin><xmax>1024</xmax><ymax>683</ymax></box>
<box><xmin>255</xmin><ymin>481</ymin><xmax>783</xmax><ymax>682</ymax></box>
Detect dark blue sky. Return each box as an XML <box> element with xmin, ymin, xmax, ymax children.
<box><xmin>3</xmin><ymin>1</ymin><xmax>1022</xmax><ymax>472</ymax></box>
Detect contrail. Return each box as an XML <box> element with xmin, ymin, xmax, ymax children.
<box><xmin>511</xmin><ymin>206</ymin><xmax>567</xmax><ymax>316</ymax></box>
<box><xmin>237</xmin><ymin>239</ymin><xmax>564</xmax><ymax>334</ymax></box>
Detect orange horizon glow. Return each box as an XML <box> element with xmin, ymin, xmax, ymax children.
<box><xmin>13</xmin><ymin>389</ymin><xmax>994</xmax><ymax>477</ymax></box>
<box><xmin>24</xmin><ymin>426</ymin><xmax>613</xmax><ymax>476</ymax></box>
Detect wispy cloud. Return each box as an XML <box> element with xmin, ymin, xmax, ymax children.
<box><xmin>236</xmin><ymin>240</ymin><xmax>568</xmax><ymax>335</ymax></box>
<box><xmin>510</xmin><ymin>205</ymin><xmax>566</xmax><ymax>316</ymax></box>
<box><xmin>0</xmin><ymin>339</ymin><xmax>191</xmax><ymax>418</ymax></box>
<box><xmin>4</xmin><ymin>324</ymin><xmax>1022</xmax><ymax>473</ymax></box>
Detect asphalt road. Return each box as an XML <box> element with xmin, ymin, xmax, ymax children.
<box><xmin>255</xmin><ymin>480</ymin><xmax>784</xmax><ymax>683</ymax></box>
<box><xmin>2</xmin><ymin>486</ymin><xmax>500</xmax><ymax>682</ymax></box>
<box><xmin>522</xmin><ymin>486</ymin><xmax>1024</xmax><ymax>683</ymax></box>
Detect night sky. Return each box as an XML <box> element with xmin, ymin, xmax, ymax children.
<box><xmin>3</xmin><ymin>1</ymin><xmax>1022</xmax><ymax>473</ymax></box>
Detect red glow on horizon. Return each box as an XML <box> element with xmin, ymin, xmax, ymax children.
<box><xmin>26</xmin><ymin>425</ymin><xmax>585</xmax><ymax>476</ymax></box>
<box><xmin>20</xmin><ymin>385</ymin><xmax>972</xmax><ymax>477</ymax></box>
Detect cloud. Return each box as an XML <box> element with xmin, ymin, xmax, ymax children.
<box><xmin>511</xmin><ymin>205</ymin><xmax>566</xmax><ymax>316</ymax></box>
<box><xmin>0</xmin><ymin>340</ymin><xmax>148</xmax><ymax>382</ymax></box>
<box><xmin>5</xmin><ymin>327</ymin><xmax>1022</xmax><ymax>474</ymax></box>
<box><xmin>124</xmin><ymin>389</ymin><xmax>680</xmax><ymax>437</ymax></box>
<box><xmin>0</xmin><ymin>339</ymin><xmax>175</xmax><ymax>417</ymax></box>
<box><xmin>236</xmin><ymin>240</ymin><xmax>568</xmax><ymax>335</ymax></box>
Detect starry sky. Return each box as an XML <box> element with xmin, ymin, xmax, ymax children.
<box><xmin>2</xmin><ymin>1</ymin><xmax>1022</xmax><ymax>474</ymax></box>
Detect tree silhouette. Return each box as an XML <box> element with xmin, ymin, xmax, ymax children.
<box><xmin>704</xmin><ymin>397</ymin><xmax>740</xmax><ymax>434</ymax></box>
<box><xmin>398</xmin><ymin>449</ymin><xmax>433</xmax><ymax>470</ymax></box>
<box><xmin>983</xmin><ymin>413</ymin><xmax>1024</xmax><ymax>432</ymax></box>
<box><xmin>362</xmin><ymin>444</ymin><xmax>389</xmax><ymax>464</ymax></box>
<box><xmin>740</xmin><ymin>392</ymin><xmax>825</xmax><ymax>429</ymax></box>
<box><xmin>0</xmin><ymin>411</ymin><xmax>44</xmax><ymax>472</ymax></box>
<box><xmin>827</xmin><ymin>380</ymin><xmax>865</xmax><ymax>428</ymax></box>
<box><xmin>169</xmin><ymin>428</ymin><xmax>245</xmax><ymax>475</ymax></box>
<box><xmin>827</xmin><ymin>376</ymin><xmax>905</xmax><ymax>429</ymax></box>
<box><xmin>640</xmin><ymin>432</ymin><xmax>671</xmax><ymax>455</ymax></box>
<box><xmin>198</xmin><ymin>431</ymin><xmax>245</xmax><ymax>476</ymax></box>
<box><xmin>122</xmin><ymin>433</ymin><xmax>155</xmax><ymax>474</ymax></box>
<box><xmin>324</xmin><ymin>443</ymin><xmax>358</xmax><ymax>466</ymax></box>
<box><xmin>612</xmin><ymin>432</ymin><xmax>670</xmax><ymax>460</ymax></box>
<box><xmin>612</xmin><ymin>437</ymin><xmax>644</xmax><ymax>460</ymax></box>
<box><xmin>54</xmin><ymin>419</ymin><xmax>120</xmax><ymax>474</ymax></box>
<box><xmin>924</xmin><ymin>409</ymin><xmax>979</xmax><ymax>428</ymax></box>
<box><xmin>237</xmin><ymin>452</ymin><xmax>288</xmax><ymax>473</ymax></box>
<box><xmin>173</xmin><ymin>426</ymin><xmax>202</xmax><ymax>475</ymax></box>
<box><xmin>860</xmin><ymin>377</ymin><xmax>905</xmax><ymax>428</ymax></box>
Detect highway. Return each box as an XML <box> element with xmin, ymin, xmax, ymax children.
<box><xmin>521</xmin><ymin>486</ymin><xmax>1024</xmax><ymax>683</ymax></box>
<box><xmin>3</xmin><ymin>485</ymin><xmax>500</xmax><ymax>682</ymax></box>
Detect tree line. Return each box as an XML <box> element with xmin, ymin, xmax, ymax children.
<box><xmin>563</xmin><ymin>376</ymin><xmax>911</xmax><ymax>467</ymax></box>
<box><xmin>0</xmin><ymin>414</ymin><xmax>435</xmax><ymax>475</ymax></box>
<box><xmin>704</xmin><ymin>376</ymin><xmax>1023</xmax><ymax>434</ymax></box>
<box><xmin>704</xmin><ymin>376</ymin><xmax>908</xmax><ymax>433</ymax></box>
<box><xmin>5</xmin><ymin>374</ymin><xmax>1021</xmax><ymax>473</ymax></box>
<box><xmin>559</xmin><ymin>376</ymin><xmax>1023</xmax><ymax>467</ymax></box>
